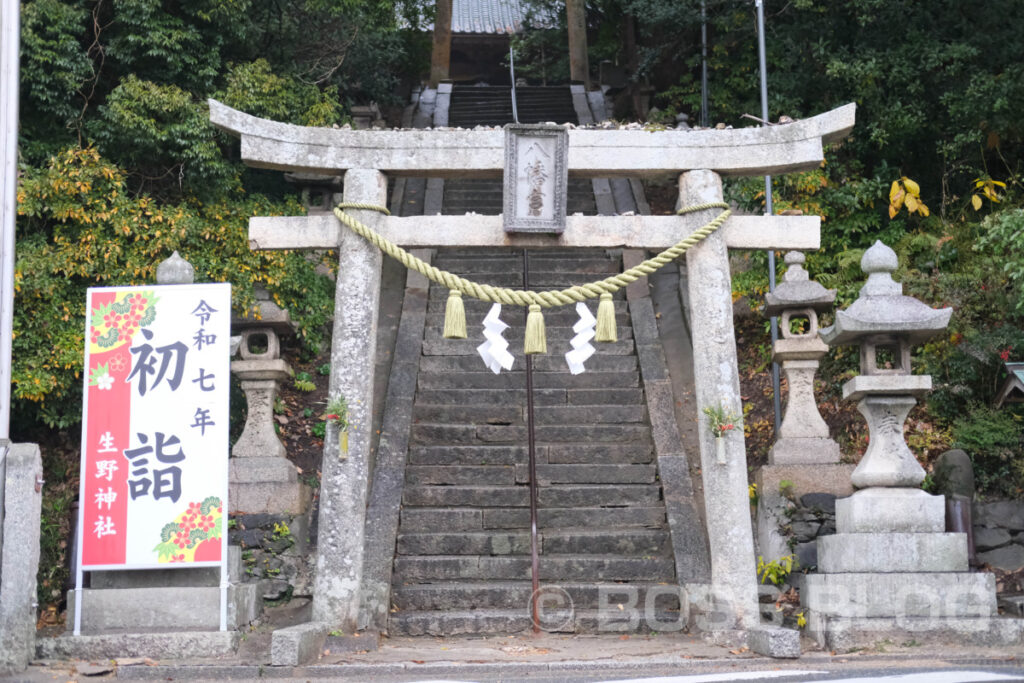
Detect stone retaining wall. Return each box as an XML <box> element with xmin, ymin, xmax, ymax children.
<box><xmin>973</xmin><ymin>500</ymin><xmax>1024</xmax><ymax>579</ymax></box>
<box><xmin>230</xmin><ymin>512</ymin><xmax>313</xmax><ymax>604</ymax></box>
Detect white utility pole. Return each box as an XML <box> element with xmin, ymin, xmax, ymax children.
<box><xmin>1</xmin><ymin>0</ymin><xmax>19</xmax><ymax>444</ymax></box>
<box><xmin>0</xmin><ymin>0</ymin><xmax>22</xmax><ymax>550</ymax></box>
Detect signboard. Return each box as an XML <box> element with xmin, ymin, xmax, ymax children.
<box><xmin>76</xmin><ymin>283</ymin><xmax>230</xmax><ymax>571</ymax></box>
<box><xmin>503</xmin><ymin>123</ymin><xmax>569</xmax><ymax>233</ymax></box>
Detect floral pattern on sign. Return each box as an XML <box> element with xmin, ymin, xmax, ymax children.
<box><xmin>153</xmin><ymin>496</ymin><xmax>223</xmax><ymax>563</ymax></box>
<box><xmin>88</xmin><ymin>363</ymin><xmax>114</xmax><ymax>390</ymax></box>
<box><xmin>89</xmin><ymin>290</ymin><xmax>159</xmax><ymax>353</ymax></box>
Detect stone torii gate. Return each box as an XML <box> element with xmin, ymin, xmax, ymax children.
<box><xmin>210</xmin><ymin>100</ymin><xmax>856</xmax><ymax>641</ymax></box>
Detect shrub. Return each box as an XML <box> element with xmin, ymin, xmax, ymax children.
<box><xmin>952</xmin><ymin>405</ymin><xmax>1024</xmax><ymax>498</ymax></box>
<box><xmin>13</xmin><ymin>147</ymin><xmax>335</xmax><ymax>431</ymax></box>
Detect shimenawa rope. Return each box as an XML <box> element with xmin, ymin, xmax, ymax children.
<box><xmin>333</xmin><ymin>202</ymin><xmax>731</xmax><ymax>354</ymax></box>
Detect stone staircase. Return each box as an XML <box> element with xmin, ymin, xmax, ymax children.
<box><xmin>448</xmin><ymin>85</ymin><xmax>579</xmax><ymax>127</ymax></box>
<box><xmin>389</xmin><ymin>249</ymin><xmax>680</xmax><ymax>636</ymax></box>
<box><xmin>443</xmin><ymin>85</ymin><xmax>595</xmax><ymax>216</ymax></box>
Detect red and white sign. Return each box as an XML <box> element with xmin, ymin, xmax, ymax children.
<box><xmin>77</xmin><ymin>283</ymin><xmax>230</xmax><ymax>570</ymax></box>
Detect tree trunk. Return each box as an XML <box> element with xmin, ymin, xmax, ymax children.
<box><xmin>566</xmin><ymin>0</ymin><xmax>590</xmax><ymax>89</ymax></box>
<box><xmin>429</xmin><ymin>0</ymin><xmax>452</xmax><ymax>87</ymax></box>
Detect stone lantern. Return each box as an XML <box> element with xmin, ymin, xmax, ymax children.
<box><xmin>230</xmin><ymin>289</ymin><xmax>309</xmax><ymax>515</ymax></box>
<box><xmin>802</xmin><ymin>241</ymin><xmax>1002</xmax><ymax>650</ymax></box>
<box><xmin>764</xmin><ymin>251</ymin><xmax>839</xmax><ymax>464</ymax></box>
<box><xmin>820</xmin><ymin>241</ymin><xmax>951</xmax><ymax>488</ymax></box>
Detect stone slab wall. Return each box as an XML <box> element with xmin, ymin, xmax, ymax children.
<box><xmin>230</xmin><ymin>512</ymin><xmax>313</xmax><ymax>603</ymax></box>
<box><xmin>973</xmin><ymin>500</ymin><xmax>1024</xmax><ymax>584</ymax></box>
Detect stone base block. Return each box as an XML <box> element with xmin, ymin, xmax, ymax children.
<box><xmin>270</xmin><ymin>621</ymin><xmax>329</xmax><ymax>666</ymax></box>
<box><xmin>818</xmin><ymin>533</ymin><xmax>967</xmax><ymax>573</ymax></box>
<box><xmin>230</xmin><ymin>456</ymin><xmax>298</xmax><ymax>483</ymax></box>
<box><xmin>747</xmin><ymin>624</ymin><xmax>801</xmax><ymax>658</ymax></box>
<box><xmin>836</xmin><ymin>488</ymin><xmax>945</xmax><ymax>533</ymax></box>
<box><xmin>91</xmin><ymin>546</ymin><xmax>242</xmax><ymax>589</ymax></box>
<box><xmin>37</xmin><ymin>630</ymin><xmax>239</xmax><ymax>660</ymax></box>
<box><xmin>756</xmin><ymin>463</ymin><xmax>856</xmax><ymax>500</ymax></box>
<box><xmin>67</xmin><ymin>584</ymin><xmax>260</xmax><ymax>633</ymax></box>
<box><xmin>802</xmin><ymin>572</ymin><xmax>996</xmax><ymax>618</ymax></box>
<box><xmin>229</xmin><ymin>480</ymin><xmax>311</xmax><ymax>515</ymax></box>
<box><xmin>768</xmin><ymin>438</ymin><xmax>840</xmax><ymax>465</ymax></box>
<box><xmin>805</xmin><ymin>611</ymin><xmax>1024</xmax><ymax>653</ymax></box>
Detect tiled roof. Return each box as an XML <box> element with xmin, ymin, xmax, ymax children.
<box><xmin>453</xmin><ymin>0</ymin><xmax>527</xmax><ymax>34</ymax></box>
<box><xmin>414</xmin><ymin>0</ymin><xmax>555</xmax><ymax>35</ymax></box>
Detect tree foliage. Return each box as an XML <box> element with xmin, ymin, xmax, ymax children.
<box><xmin>13</xmin><ymin>0</ymin><xmax>424</xmax><ymax>432</ymax></box>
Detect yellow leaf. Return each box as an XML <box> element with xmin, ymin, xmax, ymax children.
<box><xmin>892</xmin><ymin>190</ymin><xmax>905</xmax><ymax>210</ymax></box>
<box><xmin>889</xmin><ymin>180</ymin><xmax>901</xmax><ymax>201</ymax></box>
<box><xmin>972</xmin><ymin>194</ymin><xmax>983</xmax><ymax>210</ymax></box>
<box><xmin>903</xmin><ymin>177</ymin><xmax>920</xmax><ymax>196</ymax></box>
<box><xmin>888</xmin><ymin>204</ymin><xmax>897</xmax><ymax>219</ymax></box>
<box><xmin>919</xmin><ymin>202</ymin><xmax>930</xmax><ymax>217</ymax></box>
<box><xmin>993</xmin><ymin>180</ymin><xmax>1007</xmax><ymax>188</ymax></box>
<box><xmin>905</xmin><ymin>195</ymin><xmax>919</xmax><ymax>212</ymax></box>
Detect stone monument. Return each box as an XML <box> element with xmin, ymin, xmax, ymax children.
<box><xmin>802</xmin><ymin>241</ymin><xmax>1015</xmax><ymax>650</ymax></box>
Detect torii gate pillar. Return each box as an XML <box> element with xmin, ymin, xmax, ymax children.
<box><xmin>312</xmin><ymin>169</ymin><xmax>387</xmax><ymax>629</ymax></box>
<box><xmin>681</xmin><ymin>170</ymin><xmax>759</xmax><ymax>629</ymax></box>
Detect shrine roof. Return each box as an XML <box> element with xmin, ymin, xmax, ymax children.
<box><xmin>412</xmin><ymin>0</ymin><xmax>554</xmax><ymax>35</ymax></box>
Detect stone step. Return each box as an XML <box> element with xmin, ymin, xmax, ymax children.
<box><xmin>392</xmin><ymin>554</ymin><xmax>675</xmax><ymax>582</ymax></box>
<box><xmin>431</xmin><ymin>257</ymin><xmax>620</xmax><ymax>274</ymax></box>
<box><xmin>412</xmin><ymin>404</ymin><xmax>646</xmax><ymax>425</ymax></box>
<box><xmin>407</xmin><ymin>442</ymin><xmax>654</xmax><ymax>466</ymax></box>
<box><xmin>402</xmin><ymin>484</ymin><xmax>661</xmax><ymax>508</ymax></box>
<box><xmin>427</xmin><ymin>287</ymin><xmax>627</xmax><ymax>302</ymax></box>
<box><xmin>391</xmin><ymin>580</ymin><xmax>681</xmax><ymax>611</ymax></box>
<box><xmin>527</xmin><ymin>405</ymin><xmax>647</xmax><ymax>424</ymax></box>
<box><xmin>434</xmin><ymin>247</ymin><xmax>609</xmax><ymax>260</ymax></box>
<box><xmin>416</xmin><ymin>371</ymin><xmax>639</xmax><ymax>391</ymax></box>
<box><xmin>414</xmin><ymin>388</ymin><xmax>565</xmax><ymax>406</ymax></box>
<box><xmin>545</xmin><ymin>442</ymin><xmax>655</xmax><ymax>464</ymax></box>
<box><xmin>399</xmin><ymin>505</ymin><xmax>666</xmax><ymax>532</ymax></box>
<box><xmin>541</xmin><ymin>528</ymin><xmax>670</xmax><ymax>555</ymax></box>
<box><xmin>422</xmin><ymin>338</ymin><xmax>635</xmax><ymax>356</ymax></box>
<box><xmin>418</xmin><ymin>354</ymin><xmax>638</xmax><ymax>374</ymax></box>
<box><xmin>426</xmin><ymin>300</ymin><xmax>630</xmax><ymax>325</ymax></box>
<box><xmin>481</xmin><ymin>506</ymin><xmax>667</xmax><ymax>529</ymax></box>
<box><xmin>408</xmin><ymin>445</ymin><xmax>529</xmax><ymax>466</ymax></box>
<box><xmin>388</xmin><ymin>607</ymin><xmax>684</xmax><ymax>636</ymax></box>
<box><xmin>412</xmin><ymin>404</ymin><xmax>525</xmax><ymax>424</ymax></box>
<box><xmin>406</xmin><ymin>465</ymin><xmax>517</xmax><ymax>487</ymax></box>
<box><xmin>388</xmin><ymin>608</ymin><xmax>531</xmax><ymax>636</ymax></box>
<box><xmin>394</xmin><ymin>528</ymin><xmax>669</xmax><ymax>557</ymax></box>
<box><xmin>517</xmin><ymin>463</ymin><xmax>658</xmax><ymax>485</ymax></box>
<box><xmin>410</xmin><ymin>423</ymin><xmax>652</xmax><ymax>445</ymax></box>
<box><xmin>397</xmin><ymin>531</ymin><xmax>532</xmax><ymax>556</ymax></box>
<box><xmin>413</xmin><ymin>388</ymin><xmax>645</xmax><ymax>407</ymax></box>
<box><xmin>424</xmin><ymin>326</ymin><xmax>634</xmax><ymax>342</ymax></box>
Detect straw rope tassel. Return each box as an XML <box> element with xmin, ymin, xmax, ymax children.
<box><xmin>524</xmin><ymin>304</ymin><xmax>547</xmax><ymax>355</ymax></box>
<box><xmin>443</xmin><ymin>289</ymin><xmax>467</xmax><ymax>339</ymax></box>
<box><xmin>595</xmin><ymin>292</ymin><xmax>617</xmax><ymax>343</ymax></box>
